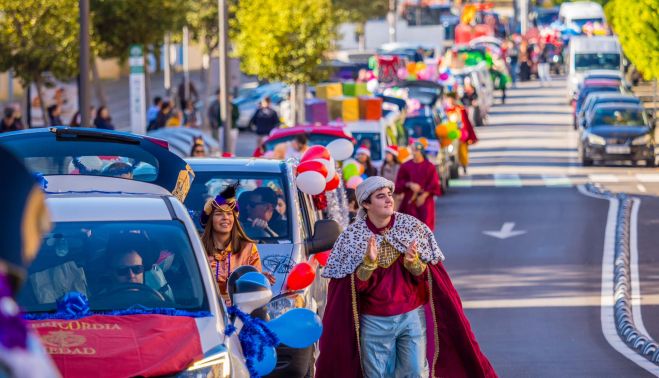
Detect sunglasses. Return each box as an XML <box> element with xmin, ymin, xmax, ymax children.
<box><xmin>193</xmin><ymin>149</ymin><xmax>205</xmax><ymax>154</ymax></box>
<box><xmin>115</xmin><ymin>264</ymin><xmax>145</xmax><ymax>276</ymax></box>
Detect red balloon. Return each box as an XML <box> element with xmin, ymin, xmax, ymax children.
<box><xmin>297</xmin><ymin>160</ymin><xmax>328</xmax><ymax>178</ymax></box>
<box><xmin>286</xmin><ymin>262</ymin><xmax>316</xmax><ymax>291</ymax></box>
<box><xmin>324</xmin><ymin>173</ymin><xmax>340</xmax><ymax>191</ymax></box>
<box><xmin>314</xmin><ymin>251</ymin><xmax>330</xmax><ymax>267</ymax></box>
<box><xmin>301</xmin><ymin>145</ymin><xmax>330</xmax><ymax>163</ymax></box>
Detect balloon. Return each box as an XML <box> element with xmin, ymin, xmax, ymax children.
<box><xmin>254</xmin><ymin>346</ymin><xmax>277</xmax><ymax>376</ymax></box>
<box><xmin>439</xmin><ymin>72</ymin><xmax>449</xmax><ymax>81</ymax></box>
<box><xmin>297</xmin><ymin>160</ymin><xmax>328</xmax><ymax>178</ymax></box>
<box><xmin>296</xmin><ymin>171</ymin><xmax>326</xmax><ymax>195</ymax></box>
<box><xmin>448</xmin><ymin>130</ymin><xmax>459</xmax><ymax>140</ymax></box>
<box><xmin>314</xmin><ymin>251</ymin><xmax>330</xmax><ymax>267</ymax></box>
<box><xmin>358</xmin><ymin>163</ymin><xmax>365</xmax><ymax>175</ymax></box>
<box><xmin>346</xmin><ymin>176</ymin><xmax>363</xmax><ymax>189</ymax></box>
<box><xmin>326</xmin><ymin>139</ymin><xmax>354</xmax><ymax>161</ymax></box>
<box><xmin>313</xmin><ymin>157</ymin><xmax>335</xmax><ymax>182</ymax></box>
<box><xmin>436</xmin><ymin>124</ymin><xmax>449</xmax><ymax>138</ymax></box>
<box><xmin>286</xmin><ymin>262</ymin><xmax>316</xmax><ymax>291</ymax></box>
<box><xmin>447</xmin><ymin>121</ymin><xmax>458</xmax><ymax>130</ymax></box>
<box><xmin>397</xmin><ymin>68</ymin><xmax>408</xmax><ymax>80</ymax></box>
<box><xmin>342</xmin><ymin>163</ymin><xmax>360</xmax><ymax>181</ymax></box>
<box><xmin>301</xmin><ymin>145</ymin><xmax>330</xmax><ymax>162</ymax></box>
<box><xmin>267</xmin><ymin>308</ymin><xmax>322</xmax><ymax>348</ymax></box>
<box><xmin>440</xmin><ymin>138</ymin><xmax>452</xmax><ymax>148</ymax></box>
<box><xmin>325</xmin><ymin>173</ymin><xmax>340</xmax><ymax>191</ymax></box>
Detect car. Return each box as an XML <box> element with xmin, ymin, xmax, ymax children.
<box><xmin>575</xmin><ymin>93</ymin><xmax>641</xmax><ymax>130</ymax></box>
<box><xmin>183</xmin><ymin>157</ymin><xmax>342</xmax><ymax>377</ymax></box>
<box><xmin>256</xmin><ymin>124</ymin><xmax>355</xmax><ymax>157</ymax></box>
<box><xmin>233</xmin><ymin>82</ymin><xmax>289</xmax><ymax>130</ymax></box>
<box><xmin>573</xmin><ymin>80</ymin><xmax>624</xmax><ymax>125</ymax></box>
<box><xmin>345</xmin><ymin>110</ymin><xmax>402</xmax><ymax>169</ymax></box>
<box><xmin>0</xmin><ymin>127</ymin><xmax>250</xmax><ymax>377</ymax></box>
<box><xmin>566</xmin><ymin>36</ymin><xmax>622</xmax><ymax>103</ymax></box>
<box><xmin>578</xmin><ymin>103</ymin><xmax>655</xmax><ymax>167</ymax></box>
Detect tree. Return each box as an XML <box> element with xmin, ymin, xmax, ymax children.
<box><xmin>0</xmin><ymin>0</ymin><xmax>80</xmax><ymax>123</ymax></box>
<box><xmin>334</xmin><ymin>0</ymin><xmax>388</xmax><ymax>50</ymax></box>
<box><xmin>232</xmin><ymin>0</ymin><xmax>335</xmax><ymax>123</ymax></box>
<box><xmin>605</xmin><ymin>0</ymin><xmax>659</xmax><ymax>80</ymax></box>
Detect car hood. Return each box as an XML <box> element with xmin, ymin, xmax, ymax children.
<box><xmin>589</xmin><ymin>125</ymin><xmax>650</xmax><ymax>138</ymax></box>
<box><xmin>258</xmin><ymin>243</ymin><xmax>296</xmax><ymax>295</ymax></box>
<box><xmin>28</xmin><ymin>314</ymin><xmax>224</xmax><ymax>377</ymax></box>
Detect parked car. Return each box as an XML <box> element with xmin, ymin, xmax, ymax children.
<box><xmin>256</xmin><ymin>124</ymin><xmax>355</xmax><ymax>158</ymax></box>
<box><xmin>234</xmin><ymin>82</ymin><xmax>289</xmax><ymax>130</ymax></box>
<box><xmin>575</xmin><ymin>93</ymin><xmax>641</xmax><ymax>130</ymax></box>
<box><xmin>0</xmin><ymin>127</ymin><xmax>249</xmax><ymax>377</ymax></box>
<box><xmin>573</xmin><ymin>79</ymin><xmax>624</xmax><ymax>126</ymax></box>
<box><xmin>345</xmin><ymin>110</ymin><xmax>401</xmax><ymax>169</ymax></box>
<box><xmin>578</xmin><ymin>103</ymin><xmax>655</xmax><ymax>167</ymax></box>
<box><xmin>566</xmin><ymin>36</ymin><xmax>622</xmax><ymax>103</ymax></box>
<box><xmin>184</xmin><ymin>157</ymin><xmax>342</xmax><ymax>377</ymax></box>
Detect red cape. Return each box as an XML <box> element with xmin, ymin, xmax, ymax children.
<box><xmin>316</xmin><ymin>263</ymin><xmax>496</xmax><ymax>378</ymax></box>
<box><xmin>447</xmin><ymin>105</ymin><xmax>478</xmax><ymax>145</ymax></box>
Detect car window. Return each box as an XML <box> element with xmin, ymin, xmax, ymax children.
<box><xmin>185</xmin><ymin>172</ymin><xmax>291</xmax><ymax>242</ymax></box>
<box><xmin>404</xmin><ymin>117</ymin><xmax>436</xmax><ymax>140</ymax></box>
<box><xmin>17</xmin><ymin>220</ymin><xmax>208</xmax><ymax>313</ymax></box>
<box><xmin>591</xmin><ymin>108</ymin><xmax>646</xmax><ymax>126</ymax></box>
<box><xmin>352</xmin><ymin>132</ymin><xmax>382</xmax><ymax>161</ymax></box>
<box><xmin>575</xmin><ymin>53</ymin><xmax>620</xmax><ymax>71</ymax></box>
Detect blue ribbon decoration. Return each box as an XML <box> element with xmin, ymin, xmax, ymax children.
<box><xmin>56</xmin><ymin>291</ymin><xmax>90</xmax><ymax>317</ymax></box>
<box><xmin>225</xmin><ymin>306</ymin><xmax>279</xmax><ymax>378</ymax></box>
<box><xmin>32</xmin><ymin>172</ymin><xmax>48</xmax><ymax>189</ymax></box>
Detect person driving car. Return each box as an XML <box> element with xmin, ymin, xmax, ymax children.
<box><xmin>238</xmin><ymin>187</ymin><xmax>286</xmax><ymax>238</ymax></box>
<box><xmin>111</xmin><ymin>249</ymin><xmax>145</xmax><ymax>285</ymax></box>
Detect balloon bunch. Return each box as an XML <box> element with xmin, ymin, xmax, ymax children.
<box><xmin>436</xmin><ymin>121</ymin><xmax>461</xmax><ymax>147</ymax></box>
<box><xmin>295</xmin><ymin>139</ymin><xmax>355</xmax><ymax>196</ymax></box>
<box><xmin>341</xmin><ymin>158</ymin><xmax>365</xmax><ymax>189</ymax></box>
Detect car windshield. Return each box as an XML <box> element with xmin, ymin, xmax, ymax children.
<box><xmin>536</xmin><ymin>11</ymin><xmax>558</xmax><ymax>26</ymax></box>
<box><xmin>575</xmin><ymin>53</ymin><xmax>620</xmax><ymax>71</ymax></box>
<box><xmin>572</xmin><ymin>17</ymin><xmax>604</xmax><ymax>27</ymax></box>
<box><xmin>17</xmin><ymin>220</ymin><xmax>208</xmax><ymax>313</ymax></box>
<box><xmin>591</xmin><ymin>108</ymin><xmax>646</xmax><ymax>126</ymax></box>
<box><xmin>185</xmin><ymin>172</ymin><xmax>291</xmax><ymax>242</ymax></box>
<box><xmin>404</xmin><ymin>117</ymin><xmax>436</xmax><ymax>140</ymax></box>
<box><xmin>352</xmin><ymin>132</ymin><xmax>382</xmax><ymax>161</ymax></box>
<box><xmin>264</xmin><ymin>134</ymin><xmax>349</xmax><ymax>152</ymax></box>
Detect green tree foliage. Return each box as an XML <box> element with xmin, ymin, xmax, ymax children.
<box><xmin>91</xmin><ymin>0</ymin><xmax>189</xmax><ymax>61</ymax></box>
<box><xmin>605</xmin><ymin>0</ymin><xmax>659</xmax><ymax>80</ymax></box>
<box><xmin>333</xmin><ymin>0</ymin><xmax>388</xmax><ymax>25</ymax></box>
<box><xmin>0</xmin><ymin>0</ymin><xmax>79</xmax><ymax>86</ymax></box>
<box><xmin>231</xmin><ymin>0</ymin><xmax>335</xmax><ymax>85</ymax></box>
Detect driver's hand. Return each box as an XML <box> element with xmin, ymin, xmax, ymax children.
<box><xmin>252</xmin><ymin>218</ymin><xmax>268</xmax><ymax>229</ymax></box>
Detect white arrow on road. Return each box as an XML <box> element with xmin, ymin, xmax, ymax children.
<box><xmin>483</xmin><ymin>222</ymin><xmax>527</xmax><ymax>239</ymax></box>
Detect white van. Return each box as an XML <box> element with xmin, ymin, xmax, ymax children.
<box><xmin>566</xmin><ymin>36</ymin><xmax>622</xmax><ymax>102</ymax></box>
<box><xmin>559</xmin><ymin>1</ymin><xmax>605</xmax><ymax>31</ymax></box>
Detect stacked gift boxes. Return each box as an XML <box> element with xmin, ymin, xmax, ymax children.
<box><xmin>305</xmin><ymin>82</ymin><xmax>386</xmax><ymax>125</ymax></box>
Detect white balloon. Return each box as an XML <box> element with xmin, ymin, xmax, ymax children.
<box><xmin>314</xmin><ymin>157</ymin><xmax>336</xmax><ymax>182</ymax></box>
<box><xmin>366</xmin><ymin>79</ymin><xmax>379</xmax><ymax>94</ymax></box>
<box><xmin>296</xmin><ymin>171</ymin><xmax>326</xmax><ymax>195</ymax></box>
<box><xmin>326</xmin><ymin>138</ymin><xmax>355</xmax><ymax>161</ymax></box>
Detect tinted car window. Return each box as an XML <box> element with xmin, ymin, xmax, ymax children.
<box><xmin>352</xmin><ymin>132</ymin><xmax>382</xmax><ymax>161</ymax></box>
<box><xmin>404</xmin><ymin>117</ymin><xmax>436</xmax><ymax>140</ymax></box>
<box><xmin>575</xmin><ymin>53</ymin><xmax>620</xmax><ymax>71</ymax></box>
<box><xmin>17</xmin><ymin>220</ymin><xmax>208</xmax><ymax>313</ymax></box>
<box><xmin>591</xmin><ymin>108</ymin><xmax>646</xmax><ymax>126</ymax></box>
<box><xmin>185</xmin><ymin>172</ymin><xmax>291</xmax><ymax>242</ymax></box>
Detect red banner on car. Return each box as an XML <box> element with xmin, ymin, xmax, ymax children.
<box><xmin>28</xmin><ymin>314</ymin><xmax>204</xmax><ymax>377</ymax></box>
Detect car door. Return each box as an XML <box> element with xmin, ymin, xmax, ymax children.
<box><xmin>0</xmin><ymin>127</ymin><xmax>195</xmax><ymax>201</ymax></box>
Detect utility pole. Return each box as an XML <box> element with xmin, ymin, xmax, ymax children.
<box><xmin>183</xmin><ymin>26</ymin><xmax>190</xmax><ymax>104</ymax></box>
<box><xmin>164</xmin><ymin>33</ymin><xmax>172</xmax><ymax>96</ymax></box>
<box><xmin>388</xmin><ymin>0</ymin><xmax>397</xmax><ymax>43</ymax></box>
<box><xmin>218</xmin><ymin>0</ymin><xmax>233</xmax><ymax>153</ymax></box>
<box><xmin>79</xmin><ymin>0</ymin><xmax>91</xmax><ymax>127</ymax></box>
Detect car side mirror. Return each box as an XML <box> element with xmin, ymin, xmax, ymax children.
<box><xmin>306</xmin><ymin>219</ymin><xmax>341</xmax><ymax>255</ymax></box>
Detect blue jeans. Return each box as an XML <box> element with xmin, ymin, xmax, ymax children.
<box><xmin>360</xmin><ymin>306</ymin><xmax>429</xmax><ymax>378</ymax></box>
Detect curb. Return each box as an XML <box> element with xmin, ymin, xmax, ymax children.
<box><xmin>587</xmin><ymin>183</ymin><xmax>659</xmax><ymax>365</ymax></box>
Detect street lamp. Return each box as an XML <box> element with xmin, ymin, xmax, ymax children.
<box><xmin>218</xmin><ymin>0</ymin><xmax>233</xmax><ymax>153</ymax></box>
<box><xmin>79</xmin><ymin>0</ymin><xmax>91</xmax><ymax>128</ymax></box>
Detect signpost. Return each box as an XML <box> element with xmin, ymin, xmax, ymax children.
<box><xmin>129</xmin><ymin>45</ymin><xmax>147</xmax><ymax>134</ymax></box>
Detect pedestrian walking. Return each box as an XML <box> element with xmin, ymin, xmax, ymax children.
<box><xmin>394</xmin><ymin>139</ymin><xmax>442</xmax><ymax>231</ymax></box>
<box><xmin>316</xmin><ymin>176</ymin><xmax>497</xmax><ymax>378</ymax></box>
<box><xmin>249</xmin><ymin>97</ymin><xmax>280</xmax><ymax>148</ymax></box>
<box><xmin>537</xmin><ymin>44</ymin><xmax>552</xmax><ymax>86</ymax></box>
<box><xmin>149</xmin><ymin>101</ymin><xmax>173</xmax><ymax>131</ymax></box>
<box><xmin>177</xmin><ymin>80</ymin><xmax>199</xmax><ymax>111</ymax></box>
<box><xmin>199</xmin><ymin>184</ymin><xmax>275</xmax><ymax>305</ymax></box>
<box><xmin>93</xmin><ymin>106</ymin><xmax>115</xmax><ymax>130</ymax></box>
<box><xmin>147</xmin><ymin>96</ymin><xmax>162</xmax><ymax>126</ymax></box>
<box><xmin>47</xmin><ymin>104</ymin><xmax>63</xmax><ymax>126</ymax></box>
<box><xmin>445</xmin><ymin>92</ymin><xmax>477</xmax><ymax>175</ymax></box>
<box><xmin>505</xmin><ymin>38</ymin><xmax>519</xmax><ymax>87</ymax></box>
<box><xmin>0</xmin><ymin>106</ymin><xmax>24</xmax><ymax>133</ymax></box>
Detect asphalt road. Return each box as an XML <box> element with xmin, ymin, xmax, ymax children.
<box><xmin>436</xmin><ymin>79</ymin><xmax>659</xmax><ymax>377</ymax></box>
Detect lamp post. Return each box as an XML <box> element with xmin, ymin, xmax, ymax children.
<box><xmin>218</xmin><ymin>0</ymin><xmax>233</xmax><ymax>153</ymax></box>
<box><xmin>79</xmin><ymin>0</ymin><xmax>91</xmax><ymax>127</ymax></box>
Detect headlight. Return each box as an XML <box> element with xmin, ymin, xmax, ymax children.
<box><xmin>552</xmin><ymin>55</ymin><xmax>559</xmax><ymax>62</ymax></box>
<box><xmin>587</xmin><ymin>134</ymin><xmax>606</xmax><ymax>146</ymax></box>
<box><xmin>265</xmin><ymin>292</ymin><xmax>306</xmax><ymax>319</ymax></box>
<box><xmin>178</xmin><ymin>350</ymin><xmax>230</xmax><ymax>378</ymax></box>
<box><xmin>632</xmin><ymin>134</ymin><xmax>651</xmax><ymax>146</ymax></box>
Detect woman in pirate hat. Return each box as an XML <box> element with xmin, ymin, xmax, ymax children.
<box><xmin>200</xmin><ymin>184</ymin><xmax>275</xmax><ymax>304</ymax></box>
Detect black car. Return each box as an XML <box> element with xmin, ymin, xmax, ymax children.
<box><xmin>575</xmin><ymin>93</ymin><xmax>641</xmax><ymax>130</ymax></box>
<box><xmin>573</xmin><ymin>84</ymin><xmax>623</xmax><ymax>128</ymax></box>
<box><xmin>578</xmin><ymin>103</ymin><xmax>655</xmax><ymax>167</ymax></box>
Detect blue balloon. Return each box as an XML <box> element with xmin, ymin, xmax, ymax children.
<box><xmin>267</xmin><ymin>308</ymin><xmax>322</xmax><ymax>348</ymax></box>
<box><xmin>254</xmin><ymin>345</ymin><xmax>277</xmax><ymax>376</ymax></box>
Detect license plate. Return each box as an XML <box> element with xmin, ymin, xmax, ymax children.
<box><xmin>606</xmin><ymin>145</ymin><xmax>631</xmax><ymax>154</ymax></box>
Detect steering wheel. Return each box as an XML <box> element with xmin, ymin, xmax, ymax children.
<box><xmin>97</xmin><ymin>283</ymin><xmax>167</xmax><ymax>304</ymax></box>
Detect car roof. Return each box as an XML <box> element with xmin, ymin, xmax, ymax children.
<box><xmin>584</xmin><ymin>69</ymin><xmax>622</xmax><ymax>77</ymax></box>
<box><xmin>46</xmin><ymin>194</ymin><xmax>173</xmax><ymax>222</ymax></box>
<box><xmin>265</xmin><ymin>125</ymin><xmax>354</xmax><ymax>143</ymax></box>
<box><xmin>583</xmin><ymin>79</ymin><xmax>620</xmax><ymax>87</ymax></box>
<box><xmin>43</xmin><ymin>175</ymin><xmax>171</xmax><ymax>196</ymax></box>
<box><xmin>186</xmin><ymin>157</ymin><xmax>287</xmax><ymax>174</ymax></box>
<box><xmin>590</xmin><ymin>93</ymin><xmax>639</xmax><ymax>101</ymax></box>
<box><xmin>592</xmin><ymin>102</ymin><xmax>644</xmax><ymax>111</ymax></box>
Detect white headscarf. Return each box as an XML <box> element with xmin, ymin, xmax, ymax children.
<box><xmin>355</xmin><ymin>176</ymin><xmax>395</xmax><ymax>220</ymax></box>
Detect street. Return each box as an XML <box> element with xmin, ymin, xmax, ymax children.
<box><xmin>437</xmin><ymin>79</ymin><xmax>659</xmax><ymax>376</ymax></box>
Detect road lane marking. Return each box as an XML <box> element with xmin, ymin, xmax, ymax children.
<box><xmin>494</xmin><ymin>173</ymin><xmax>522</xmax><ymax>187</ymax></box>
<box><xmin>577</xmin><ymin>185</ymin><xmax>659</xmax><ymax>376</ymax></box>
<box><xmin>542</xmin><ymin>174</ymin><xmax>572</xmax><ymax>187</ymax></box>
<box><xmin>636</xmin><ymin>174</ymin><xmax>659</xmax><ymax>183</ymax></box>
<box><xmin>588</xmin><ymin>174</ymin><xmax>619</xmax><ymax>183</ymax></box>
<box><xmin>449</xmin><ymin>179</ymin><xmax>472</xmax><ymax>188</ymax></box>
<box><xmin>630</xmin><ymin>199</ymin><xmax>654</xmax><ymax>342</ymax></box>
<box><xmin>482</xmin><ymin>222</ymin><xmax>526</xmax><ymax>239</ymax></box>
<box><xmin>462</xmin><ymin>294</ymin><xmax>659</xmax><ymax>309</ymax></box>
<box><xmin>637</xmin><ymin>184</ymin><xmax>647</xmax><ymax>193</ymax></box>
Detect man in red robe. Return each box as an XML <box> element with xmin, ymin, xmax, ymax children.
<box><xmin>316</xmin><ymin>176</ymin><xmax>496</xmax><ymax>378</ymax></box>
<box><xmin>395</xmin><ymin>139</ymin><xmax>442</xmax><ymax>231</ymax></box>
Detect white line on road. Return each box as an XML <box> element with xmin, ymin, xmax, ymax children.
<box><xmin>636</xmin><ymin>174</ymin><xmax>659</xmax><ymax>183</ymax></box>
<box><xmin>588</xmin><ymin>174</ymin><xmax>620</xmax><ymax>183</ymax></box>
<box><xmin>494</xmin><ymin>173</ymin><xmax>522</xmax><ymax>187</ymax></box>
<box><xmin>577</xmin><ymin>185</ymin><xmax>659</xmax><ymax>376</ymax></box>
<box><xmin>542</xmin><ymin>174</ymin><xmax>572</xmax><ymax>187</ymax></box>
<box><xmin>637</xmin><ymin>184</ymin><xmax>647</xmax><ymax>193</ymax></box>
<box><xmin>630</xmin><ymin>198</ymin><xmax>655</xmax><ymax>343</ymax></box>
